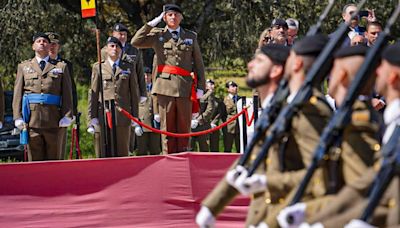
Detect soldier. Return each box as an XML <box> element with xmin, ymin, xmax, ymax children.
<box><xmin>286</xmin><ymin>18</ymin><xmax>299</xmax><ymax>46</ymax></box>
<box><xmin>223</xmin><ymin>81</ymin><xmax>241</xmax><ymax>153</ymax></box>
<box><xmin>46</xmin><ymin>32</ymin><xmax>78</xmax><ymax>159</ymax></box>
<box><xmin>88</xmin><ymin>37</ymin><xmax>139</xmax><ymax>157</ymax></box>
<box><xmin>208</xmin><ymin>79</ymin><xmax>225</xmax><ymax>152</ymax></box>
<box><xmin>190</xmin><ymin>78</ymin><xmax>217</xmax><ymax>152</ymax></box>
<box><xmin>135</xmin><ymin>67</ymin><xmax>162</xmax><ymax>155</ymax></box>
<box><xmin>131</xmin><ymin>4</ymin><xmax>206</xmax><ymax>154</ymax></box>
<box><xmin>13</xmin><ymin>32</ymin><xmax>73</xmax><ymax>161</ymax></box>
<box><xmin>196</xmin><ymin>44</ymin><xmax>290</xmax><ymax>228</ymax></box>
<box><xmin>277</xmin><ymin>45</ymin><xmax>383</xmax><ymax>228</ymax></box>
<box><xmin>257</xmin><ymin>19</ymin><xmax>289</xmax><ymax>48</ymax></box>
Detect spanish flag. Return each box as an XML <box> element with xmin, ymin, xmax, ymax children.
<box><xmin>81</xmin><ymin>0</ymin><xmax>96</xmax><ymax>18</ymax></box>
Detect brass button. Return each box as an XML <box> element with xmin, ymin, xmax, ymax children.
<box><xmin>278</xmin><ymin>198</ymin><xmax>284</xmax><ymax>204</ymax></box>
<box><xmin>265</xmin><ymin>198</ymin><xmax>271</xmax><ymax>204</ymax></box>
<box><xmin>373</xmin><ymin>144</ymin><xmax>381</xmax><ymax>152</ymax></box>
<box><xmin>388</xmin><ymin>198</ymin><xmax>396</xmax><ymax>208</ymax></box>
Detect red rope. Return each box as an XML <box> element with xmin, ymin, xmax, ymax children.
<box><xmin>117</xmin><ymin>105</ymin><xmax>255</xmax><ymax>138</ymax></box>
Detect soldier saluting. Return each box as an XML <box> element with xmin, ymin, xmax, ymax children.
<box><xmin>13</xmin><ymin>32</ymin><xmax>73</xmax><ymax>161</ymax></box>
<box><xmin>131</xmin><ymin>4</ymin><xmax>206</xmax><ymax>154</ymax></box>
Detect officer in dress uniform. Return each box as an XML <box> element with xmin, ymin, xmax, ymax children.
<box><xmin>13</xmin><ymin>32</ymin><xmax>73</xmax><ymax>161</ymax></box>
<box><xmin>131</xmin><ymin>4</ymin><xmax>206</xmax><ymax>154</ymax></box>
<box><xmin>223</xmin><ymin>81</ymin><xmax>241</xmax><ymax>153</ymax></box>
<box><xmin>190</xmin><ymin>78</ymin><xmax>217</xmax><ymax>152</ymax></box>
<box><xmin>277</xmin><ymin>45</ymin><xmax>383</xmax><ymax>228</ymax></box>
<box><xmin>207</xmin><ymin>79</ymin><xmax>225</xmax><ymax>152</ymax></box>
<box><xmin>88</xmin><ymin>37</ymin><xmax>139</xmax><ymax>157</ymax></box>
<box><xmin>135</xmin><ymin>67</ymin><xmax>162</xmax><ymax>155</ymax></box>
<box><xmin>46</xmin><ymin>32</ymin><xmax>78</xmax><ymax>159</ymax></box>
<box><xmin>197</xmin><ymin>44</ymin><xmax>290</xmax><ymax>228</ymax></box>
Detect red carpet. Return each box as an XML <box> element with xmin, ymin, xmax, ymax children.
<box><xmin>0</xmin><ymin>153</ymin><xmax>249</xmax><ymax>227</ymax></box>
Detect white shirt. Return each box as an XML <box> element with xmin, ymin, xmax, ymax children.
<box><xmin>286</xmin><ymin>91</ymin><xmax>298</xmax><ymax>104</ymax></box>
<box><xmin>262</xmin><ymin>94</ymin><xmax>274</xmax><ymax>109</ymax></box>
<box><xmin>107</xmin><ymin>58</ymin><xmax>120</xmax><ymax>70</ymax></box>
<box><xmin>36</xmin><ymin>56</ymin><xmax>49</xmax><ymax>65</ymax></box>
<box><xmin>382</xmin><ymin>98</ymin><xmax>400</xmax><ymax>144</ymax></box>
<box><xmin>168</xmin><ymin>27</ymin><xmax>181</xmax><ymax>35</ymax></box>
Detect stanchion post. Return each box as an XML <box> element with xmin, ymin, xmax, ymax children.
<box><xmin>241</xmin><ymin>96</ymin><xmax>247</xmax><ymax>149</ymax></box>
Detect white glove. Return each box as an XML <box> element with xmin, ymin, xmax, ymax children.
<box><xmin>192</xmin><ymin>112</ymin><xmax>199</xmax><ymax>118</ymax></box>
<box><xmin>59</xmin><ymin>117</ymin><xmax>73</xmax><ymax>127</ymax></box>
<box><xmin>87</xmin><ymin>126</ymin><xmax>95</xmax><ymax>134</ymax></box>
<box><xmin>233</xmin><ymin>168</ymin><xmax>267</xmax><ymax>196</ymax></box>
<box><xmin>277</xmin><ymin>203</ymin><xmax>307</xmax><ymax>228</ymax></box>
<box><xmin>134</xmin><ymin>126</ymin><xmax>144</xmax><ymax>136</ymax></box>
<box><xmin>191</xmin><ymin>119</ymin><xmax>199</xmax><ymax>129</ymax></box>
<box><xmin>196</xmin><ymin>89</ymin><xmax>204</xmax><ymax>99</ymax></box>
<box><xmin>211</xmin><ymin>123</ymin><xmax>217</xmax><ymax>128</ymax></box>
<box><xmin>154</xmin><ymin>114</ymin><xmax>161</xmax><ymax>123</ymax></box>
<box><xmin>140</xmin><ymin>96</ymin><xmax>147</xmax><ymax>104</ymax></box>
<box><xmin>345</xmin><ymin>220</ymin><xmax>377</xmax><ymax>228</ymax></box>
<box><xmin>226</xmin><ymin>165</ymin><xmax>246</xmax><ymax>186</ymax></box>
<box><xmin>14</xmin><ymin>118</ymin><xmax>25</xmax><ymax>130</ymax></box>
<box><xmin>195</xmin><ymin>206</ymin><xmax>215</xmax><ymax>228</ymax></box>
<box><xmin>89</xmin><ymin>118</ymin><xmax>99</xmax><ymax>127</ymax></box>
<box><xmin>147</xmin><ymin>12</ymin><xmax>165</xmax><ymax>27</ymax></box>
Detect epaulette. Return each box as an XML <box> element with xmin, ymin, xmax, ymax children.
<box><xmin>150</xmin><ymin>27</ymin><xmax>164</xmax><ymax>34</ymax></box>
<box><xmin>21</xmin><ymin>59</ymin><xmax>30</xmax><ymax>64</ymax></box>
<box><xmin>185</xmin><ymin>29</ymin><xmax>197</xmax><ymax>37</ymax></box>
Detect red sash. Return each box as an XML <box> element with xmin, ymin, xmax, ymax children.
<box><xmin>157</xmin><ymin>65</ymin><xmax>200</xmax><ymax>113</ymax></box>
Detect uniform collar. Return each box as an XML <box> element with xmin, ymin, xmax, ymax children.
<box><xmin>384</xmin><ymin>98</ymin><xmax>400</xmax><ymax>125</ymax></box>
<box><xmin>36</xmin><ymin>55</ymin><xmax>49</xmax><ymax>64</ymax></box>
<box><xmin>287</xmin><ymin>91</ymin><xmax>298</xmax><ymax>104</ymax></box>
<box><xmin>168</xmin><ymin>27</ymin><xmax>181</xmax><ymax>34</ymax></box>
<box><xmin>108</xmin><ymin>58</ymin><xmax>120</xmax><ymax>68</ymax></box>
<box><xmin>262</xmin><ymin>94</ymin><xmax>274</xmax><ymax>109</ymax></box>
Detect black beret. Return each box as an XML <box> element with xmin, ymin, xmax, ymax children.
<box><xmin>45</xmin><ymin>32</ymin><xmax>60</xmax><ymax>43</ymax></box>
<box><xmin>144</xmin><ymin>66</ymin><xmax>152</xmax><ymax>73</ymax></box>
<box><xmin>271</xmin><ymin>18</ymin><xmax>288</xmax><ymax>29</ymax></box>
<box><xmin>32</xmin><ymin>32</ymin><xmax>50</xmax><ymax>43</ymax></box>
<box><xmin>293</xmin><ymin>34</ymin><xmax>329</xmax><ymax>56</ymax></box>
<box><xmin>226</xmin><ymin>81</ymin><xmax>238</xmax><ymax>88</ymax></box>
<box><xmin>334</xmin><ymin>44</ymin><xmax>369</xmax><ymax>58</ymax></box>
<box><xmin>259</xmin><ymin>44</ymin><xmax>290</xmax><ymax>65</ymax></box>
<box><xmin>163</xmin><ymin>4</ymin><xmax>183</xmax><ymax>14</ymax></box>
<box><xmin>113</xmin><ymin>23</ymin><xmax>129</xmax><ymax>32</ymax></box>
<box><xmin>106</xmin><ymin>36</ymin><xmax>123</xmax><ymax>49</ymax></box>
<box><xmin>206</xmin><ymin>79</ymin><xmax>215</xmax><ymax>84</ymax></box>
<box><xmin>382</xmin><ymin>42</ymin><xmax>400</xmax><ymax>67</ymax></box>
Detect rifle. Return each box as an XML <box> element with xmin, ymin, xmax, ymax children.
<box><xmin>288</xmin><ymin>1</ymin><xmax>400</xmax><ymax>207</ymax></box>
<box><xmin>360</xmin><ymin>125</ymin><xmax>400</xmax><ymax>223</ymax></box>
<box><xmin>246</xmin><ymin>0</ymin><xmax>368</xmax><ymax>177</ymax></box>
<box><xmin>237</xmin><ymin>0</ymin><xmax>336</xmax><ymax>167</ymax></box>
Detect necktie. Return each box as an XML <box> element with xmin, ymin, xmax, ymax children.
<box><xmin>233</xmin><ymin>95</ymin><xmax>237</xmax><ymax>103</ymax></box>
<box><xmin>112</xmin><ymin>63</ymin><xmax>117</xmax><ymax>74</ymax></box>
<box><xmin>171</xmin><ymin>31</ymin><xmax>179</xmax><ymax>42</ymax></box>
<box><xmin>40</xmin><ymin>60</ymin><xmax>46</xmax><ymax>71</ymax></box>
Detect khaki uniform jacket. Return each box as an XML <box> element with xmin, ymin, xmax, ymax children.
<box><xmin>193</xmin><ymin>90</ymin><xmax>216</xmax><ymax>131</ymax></box>
<box><xmin>13</xmin><ymin>58</ymin><xmax>73</xmax><ymax>128</ymax></box>
<box><xmin>266</xmin><ymin>89</ymin><xmax>333</xmax><ymax>204</ymax></box>
<box><xmin>88</xmin><ymin>60</ymin><xmax>139</xmax><ymax>127</ymax></box>
<box><xmin>131</xmin><ymin>24</ymin><xmax>205</xmax><ymax>98</ymax></box>
<box><xmin>101</xmin><ymin>44</ymin><xmax>146</xmax><ymax>97</ymax></box>
<box><xmin>224</xmin><ymin>95</ymin><xmax>239</xmax><ymax>134</ymax></box>
<box><xmin>138</xmin><ymin>86</ymin><xmax>156</xmax><ymax>133</ymax></box>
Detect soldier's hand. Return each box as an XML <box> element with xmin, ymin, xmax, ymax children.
<box><xmin>211</xmin><ymin>123</ymin><xmax>217</xmax><ymax>129</ymax></box>
<box><xmin>196</xmin><ymin>89</ymin><xmax>204</xmax><ymax>99</ymax></box>
<box><xmin>226</xmin><ymin>165</ymin><xmax>246</xmax><ymax>186</ymax></box>
<box><xmin>89</xmin><ymin>118</ymin><xmax>99</xmax><ymax>127</ymax></box>
<box><xmin>59</xmin><ymin>117</ymin><xmax>73</xmax><ymax>127</ymax></box>
<box><xmin>87</xmin><ymin>126</ymin><xmax>95</xmax><ymax>135</ymax></box>
<box><xmin>191</xmin><ymin>119</ymin><xmax>199</xmax><ymax>129</ymax></box>
<box><xmin>345</xmin><ymin>220</ymin><xmax>376</xmax><ymax>228</ymax></box>
<box><xmin>195</xmin><ymin>206</ymin><xmax>215</xmax><ymax>228</ymax></box>
<box><xmin>277</xmin><ymin>203</ymin><xmax>306</xmax><ymax>228</ymax></box>
<box><xmin>154</xmin><ymin>114</ymin><xmax>161</xmax><ymax>123</ymax></box>
<box><xmin>140</xmin><ymin>96</ymin><xmax>148</xmax><ymax>104</ymax></box>
<box><xmin>14</xmin><ymin>118</ymin><xmax>25</xmax><ymax>130</ymax></box>
<box><xmin>147</xmin><ymin>12</ymin><xmax>165</xmax><ymax>27</ymax></box>
<box><xmin>134</xmin><ymin>126</ymin><xmax>144</xmax><ymax>136</ymax></box>
<box><xmin>233</xmin><ymin>169</ymin><xmax>267</xmax><ymax>196</ymax></box>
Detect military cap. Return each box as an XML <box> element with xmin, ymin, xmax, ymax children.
<box><xmin>259</xmin><ymin>44</ymin><xmax>290</xmax><ymax>65</ymax></box>
<box><xmin>286</xmin><ymin>18</ymin><xmax>299</xmax><ymax>29</ymax></box>
<box><xmin>144</xmin><ymin>66</ymin><xmax>152</xmax><ymax>73</ymax></box>
<box><xmin>334</xmin><ymin>44</ymin><xmax>369</xmax><ymax>58</ymax></box>
<box><xmin>206</xmin><ymin>79</ymin><xmax>215</xmax><ymax>84</ymax></box>
<box><xmin>293</xmin><ymin>34</ymin><xmax>329</xmax><ymax>56</ymax></box>
<box><xmin>271</xmin><ymin>18</ymin><xmax>288</xmax><ymax>29</ymax></box>
<box><xmin>163</xmin><ymin>4</ymin><xmax>183</xmax><ymax>14</ymax></box>
<box><xmin>45</xmin><ymin>32</ymin><xmax>60</xmax><ymax>43</ymax></box>
<box><xmin>106</xmin><ymin>36</ymin><xmax>123</xmax><ymax>49</ymax></box>
<box><xmin>32</xmin><ymin>32</ymin><xmax>50</xmax><ymax>43</ymax></box>
<box><xmin>382</xmin><ymin>42</ymin><xmax>400</xmax><ymax>67</ymax></box>
<box><xmin>113</xmin><ymin>23</ymin><xmax>129</xmax><ymax>33</ymax></box>
<box><xmin>226</xmin><ymin>81</ymin><xmax>238</xmax><ymax>88</ymax></box>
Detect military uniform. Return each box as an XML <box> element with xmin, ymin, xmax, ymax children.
<box><xmin>223</xmin><ymin>94</ymin><xmax>241</xmax><ymax>152</ymax></box>
<box><xmin>209</xmin><ymin>96</ymin><xmax>226</xmax><ymax>152</ymax></box>
<box><xmin>191</xmin><ymin>89</ymin><xmax>216</xmax><ymax>152</ymax></box>
<box><xmin>13</xmin><ymin>57</ymin><xmax>73</xmax><ymax>161</ymax></box>
<box><xmin>136</xmin><ymin>83</ymin><xmax>161</xmax><ymax>155</ymax></box>
<box><xmin>88</xmin><ymin>60</ymin><xmax>139</xmax><ymax>157</ymax></box>
<box><xmin>131</xmin><ymin>23</ymin><xmax>205</xmax><ymax>154</ymax></box>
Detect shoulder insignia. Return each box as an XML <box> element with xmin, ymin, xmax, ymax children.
<box><xmin>351</xmin><ymin>110</ymin><xmax>370</xmax><ymax>123</ymax></box>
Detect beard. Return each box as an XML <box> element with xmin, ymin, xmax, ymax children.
<box><xmin>246</xmin><ymin>75</ymin><xmax>270</xmax><ymax>88</ymax></box>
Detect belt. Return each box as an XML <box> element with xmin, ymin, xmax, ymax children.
<box><xmin>22</xmin><ymin>93</ymin><xmax>61</xmax><ymax>123</ymax></box>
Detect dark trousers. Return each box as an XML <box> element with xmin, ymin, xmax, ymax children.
<box><xmin>28</xmin><ymin>127</ymin><xmax>64</xmax><ymax>161</ymax></box>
